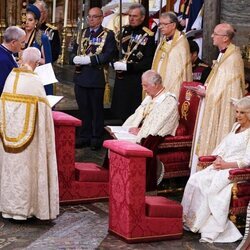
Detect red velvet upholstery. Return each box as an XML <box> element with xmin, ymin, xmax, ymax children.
<box><xmin>75</xmin><ymin>163</ymin><xmax>109</xmax><ymax>182</ymax></box>
<box><xmin>53</xmin><ymin>111</ymin><xmax>109</xmax><ymax>204</ymax></box>
<box><xmin>104</xmin><ymin>139</ymin><xmax>183</xmax><ymax>243</ymax></box>
<box><xmin>198</xmin><ymin>156</ymin><xmax>250</xmax><ymax>226</ymax></box>
<box><xmin>157</xmin><ymin>82</ymin><xmax>201</xmax><ymax>179</ymax></box>
<box><xmin>145</xmin><ymin>196</ymin><xmax>182</xmax><ymax>218</ymax></box>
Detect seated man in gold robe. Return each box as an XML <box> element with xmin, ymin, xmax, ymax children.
<box><xmin>123</xmin><ymin>69</ymin><xmax>179</xmax><ymax>143</ymax></box>
<box><xmin>108</xmin><ymin>70</ymin><xmax>179</xmax><ymax>190</ymax></box>
<box><xmin>0</xmin><ymin>47</ymin><xmax>59</xmax><ymax>220</ymax></box>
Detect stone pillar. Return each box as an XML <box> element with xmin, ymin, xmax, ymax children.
<box><xmin>202</xmin><ymin>0</ymin><xmax>221</xmax><ymax>64</ymax></box>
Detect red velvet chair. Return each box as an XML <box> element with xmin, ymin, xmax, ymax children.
<box><xmin>198</xmin><ymin>156</ymin><xmax>250</xmax><ymax>227</ymax></box>
<box><xmin>53</xmin><ymin>111</ymin><xmax>109</xmax><ymax>204</ymax></box>
<box><xmin>156</xmin><ymin>82</ymin><xmax>201</xmax><ymax>180</ymax></box>
<box><xmin>104</xmin><ymin>139</ymin><xmax>183</xmax><ymax>243</ymax></box>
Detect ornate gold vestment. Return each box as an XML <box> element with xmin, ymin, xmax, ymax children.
<box><xmin>152</xmin><ymin>30</ymin><xmax>192</xmax><ymax>98</ymax></box>
<box><xmin>193</xmin><ymin>43</ymin><xmax>245</xmax><ymax>159</ymax></box>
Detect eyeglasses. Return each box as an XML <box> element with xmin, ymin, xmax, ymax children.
<box><xmin>87</xmin><ymin>15</ymin><xmax>102</xmax><ymax>19</ymax></box>
<box><xmin>212</xmin><ymin>32</ymin><xmax>228</xmax><ymax>37</ymax></box>
<box><xmin>158</xmin><ymin>22</ymin><xmax>173</xmax><ymax>27</ymax></box>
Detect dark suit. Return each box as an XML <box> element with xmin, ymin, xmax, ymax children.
<box><xmin>0</xmin><ymin>44</ymin><xmax>18</xmax><ymax>95</ymax></box>
<box><xmin>192</xmin><ymin>57</ymin><xmax>211</xmax><ymax>84</ymax></box>
<box><xmin>72</xmin><ymin>26</ymin><xmax>116</xmax><ymax>148</ymax></box>
<box><xmin>111</xmin><ymin>24</ymin><xmax>156</xmax><ymax>122</ymax></box>
<box><xmin>40</xmin><ymin>22</ymin><xmax>61</xmax><ymax>63</ymax></box>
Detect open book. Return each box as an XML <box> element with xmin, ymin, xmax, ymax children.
<box><xmin>46</xmin><ymin>95</ymin><xmax>63</xmax><ymax>108</ymax></box>
<box><xmin>34</xmin><ymin>63</ymin><xmax>58</xmax><ymax>86</ymax></box>
<box><xmin>105</xmin><ymin>126</ymin><xmax>137</xmax><ymax>143</ymax></box>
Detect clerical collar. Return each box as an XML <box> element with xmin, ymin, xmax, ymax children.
<box><xmin>220</xmin><ymin>47</ymin><xmax>227</xmax><ymax>53</ymax></box>
<box><xmin>166</xmin><ymin>36</ymin><xmax>173</xmax><ymax>42</ymax></box>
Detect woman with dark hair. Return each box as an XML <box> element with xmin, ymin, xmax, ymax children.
<box><xmin>24</xmin><ymin>4</ymin><xmax>52</xmax><ymax>64</ymax></box>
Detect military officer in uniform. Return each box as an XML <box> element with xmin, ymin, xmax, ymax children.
<box><xmin>34</xmin><ymin>0</ymin><xmax>61</xmax><ymax>63</ymax></box>
<box><xmin>72</xmin><ymin>7</ymin><xmax>116</xmax><ymax>150</ymax></box>
<box><xmin>189</xmin><ymin>39</ymin><xmax>210</xmax><ymax>84</ymax></box>
<box><xmin>111</xmin><ymin>3</ymin><xmax>156</xmax><ymax>122</ymax></box>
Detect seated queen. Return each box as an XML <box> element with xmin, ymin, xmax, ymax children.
<box><xmin>181</xmin><ymin>96</ymin><xmax>250</xmax><ymax>243</ymax></box>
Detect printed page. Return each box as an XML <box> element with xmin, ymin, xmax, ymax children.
<box><xmin>47</xmin><ymin>95</ymin><xmax>63</xmax><ymax>108</ymax></box>
<box><xmin>35</xmin><ymin>63</ymin><xmax>58</xmax><ymax>85</ymax></box>
<box><xmin>106</xmin><ymin>126</ymin><xmax>131</xmax><ymax>133</ymax></box>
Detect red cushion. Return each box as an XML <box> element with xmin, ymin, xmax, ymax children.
<box><xmin>104</xmin><ymin>140</ymin><xmax>153</xmax><ymax>158</ymax></box>
<box><xmin>53</xmin><ymin>111</ymin><xmax>82</xmax><ymax>126</ymax></box>
<box><xmin>75</xmin><ymin>163</ymin><xmax>109</xmax><ymax>182</ymax></box>
<box><xmin>145</xmin><ymin>196</ymin><xmax>182</xmax><ymax>218</ymax></box>
<box><xmin>198</xmin><ymin>155</ymin><xmax>217</xmax><ymax>162</ymax></box>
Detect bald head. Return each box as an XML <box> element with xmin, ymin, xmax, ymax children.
<box><xmin>215</xmin><ymin>23</ymin><xmax>235</xmax><ymax>40</ymax></box>
<box><xmin>212</xmin><ymin>23</ymin><xmax>235</xmax><ymax>49</ymax></box>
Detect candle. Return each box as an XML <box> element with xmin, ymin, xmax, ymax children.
<box><xmin>52</xmin><ymin>0</ymin><xmax>56</xmax><ymax>23</ymax></box>
<box><xmin>63</xmin><ymin>0</ymin><xmax>68</xmax><ymax>27</ymax></box>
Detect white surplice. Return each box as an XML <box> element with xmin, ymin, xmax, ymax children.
<box><xmin>123</xmin><ymin>91</ymin><xmax>179</xmax><ymax>143</ymax></box>
<box><xmin>0</xmin><ymin>68</ymin><xmax>59</xmax><ymax>220</ymax></box>
<box><xmin>182</xmin><ymin>123</ymin><xmax>250</xmax><ymax>243</ymax></box>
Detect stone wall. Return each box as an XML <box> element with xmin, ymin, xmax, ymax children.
<box><xmin>203</xmin><ymin>0</ymin><xmax>250</xmax><ymax>78</ymax></box>
<box><xmin>220</xmin><ymin>0</ymin><xmax>250</xmax><ymax>47</ymax></box>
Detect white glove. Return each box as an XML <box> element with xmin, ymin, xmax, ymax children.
<box><xmin>73</xmin><ymin>55</ymin><xmax>91</xmax><ymax>65</ymax></box>
<box><xmin>114</xmin><ymin>61</ymin><xmax>127</xmax><ymax>71</ymax></box>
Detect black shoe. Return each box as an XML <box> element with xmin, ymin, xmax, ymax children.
<box><xmin>75</xmin><ymin>139</ymin><xmax>90</xmax><ymax>148</ymax></box>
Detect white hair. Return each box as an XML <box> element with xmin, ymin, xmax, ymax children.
<box><xmin>142</xmin><ymin>70</ymin><xmax>162</xmax><ymax>86</ymax></box>
<box><xmin>22</xmin><ymin>47</ymin><xmax>41</xmax><ymax>64</ymax></box>
<box><xmin>4</xmin><ymin>26</ymin><xmax>25</xmax><ymax>43</ymax></box>
<box><xmin>236</xmin><ymin>96</ymin><xmax>250</xmax><ymax>119</ymax></box>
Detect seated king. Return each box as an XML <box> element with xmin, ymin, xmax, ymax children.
<box><xmin>123</xmin><ymin>69</ymin><xmax>179</xmax><ymax>143</ymax></box>
<box><xmin>113</xmin><ymin>69</ymin><xmax>179</xmax><ymax>190</ymax></box>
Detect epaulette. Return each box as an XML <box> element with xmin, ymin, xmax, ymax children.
<box><xmin>46</xmin><ymin>23</ymin><xmax>58</xmax><ymax>30</ymax></box>
<box><xmin>103</xmin><ymin>27</ymin><xmax>111</xmax><ymax>33</ymax></box>
<box><xmin>142</xmin><ymin>26</ymin><xmax>154</xmax><ymax>36</ymax></box>
<box><xmin>198</xmin><ymin>62</ymin><xmax>209</xmax><ymax>67</ymax></box>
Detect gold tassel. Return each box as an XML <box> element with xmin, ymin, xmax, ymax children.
<box><xmin>104</xmin><ymin>82</ymin><xmax>111</xmax><ymax>105</ymax></box>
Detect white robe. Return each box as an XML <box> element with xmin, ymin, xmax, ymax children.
<box><xmin>0</xmin><ymin>68</ymin><xmax>59</xmax><ymax>220</ymax></box>
<box><xmin>182</xmin><ymin>123</ymin><xmax>250</xmax><ymax>243</ymax></box>
<box><xmin>123</xmin><ymin>91</ymin><xmax>179</xmax><ymax>143</ymax></box>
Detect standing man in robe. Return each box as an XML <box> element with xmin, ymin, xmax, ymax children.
<box><xmin>190</xmin><ymin>23</ymin><xmax>245</xmax><ymax>174</ymax></box>
<box><xmin>111</xmin><ymin>3</ymin><xmax>156</xmax><ymax>122</ymax></box>
<box><xmin>72</xmin><ymin>7</ymin><xmax>116</xmax><ymax>150</ymax></box>
<box><xmin>152</xmin><ymin>11</ymin><xmax>192</xmax><ymax>99</ymax></box>
<box><xmin>0</xmin><ymin>26</ymin><xmax>26</xmax><ymax>95</ymax></box>
<box><xmin>0</xmin><ymin>47</ymin><xmax>59</xmax><ymax>220</ymax></box>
